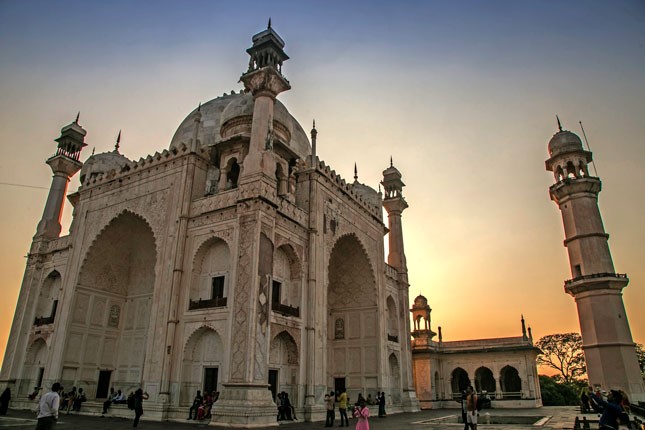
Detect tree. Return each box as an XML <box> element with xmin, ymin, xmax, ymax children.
<box><xmin>636</xmin><ymin>343</ymin><xmax>645</xmax><ymax>382</ymax></box>
<box><xmin>536</xmin><ymin>333</ymin><xmax>586</xmax><ymax>384</ymax></box>
<box><xmin>538</xmin><ymin>375</ymin><xmax>580</xmax><ymax>406</ymax></box>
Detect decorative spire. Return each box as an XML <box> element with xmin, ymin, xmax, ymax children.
<box><xmin>268</xmin><ymin>17</ymin><xmax>271</xmax><ymax>29</ymax></box>
<box><xmin>310</xmin><ymin>119</ymin><xmax>317</xmax><ymax>164</ymax></box>
<box><xmin>91</xmin><ymin>146</ymin><xmax>95</xmax><ymax>156</ymax></box>
<box><xmin>197</xmin><ymin>102</ymin><xmax>201</xmax><ymax>113</ymax></box>
<box><xmin>521</xmin><ymin>314</ymin><xmax>527</xmax><ymax>339</ymax></box>
<box><xmin>390</xmin><ymin>156</ymin><xmax>393</xmax><ymax>167</ymax></box>
<box><xmin>556</xmin><ymin>115</ymin><xmax>563</xmax><ymax>132</ymax></box>
<box><xmin>115</xmin><ymin>130</ymin><xmax>121</xmax><ymax>152</ymax></box>
<box><xmin>354</xmin><ymin>163</ymin><xmax>358</xmax><ymax>182</ymax></box>
<box><xmin>75</xmin><ymin>111</ymin><xmax>80</xmax><ymax>124</ymax></box>
<box><xmin>528</xmin><ymin>326</ymin><xmax>533</xmax><ymax>343</ymax></box>
<box><xmin>438</xmin><ymin>326</ymin><xmax>443</xmax><ymax>343</ymax></box>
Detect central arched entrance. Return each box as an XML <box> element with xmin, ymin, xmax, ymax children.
<box><xmin>62</xmin><ymin>211</ymin><xmax>156</xmax><ymax>398</ymax></box>
<box><xmin>327</xmin><ymin>234</ymin><xmax>378</xmax><ymax>396</ymax></box>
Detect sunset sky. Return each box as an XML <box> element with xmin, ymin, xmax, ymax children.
<box><xmin>1</xmin><ymin>1</ymin><xmax>644</xmax><ymax>371</ymax></box>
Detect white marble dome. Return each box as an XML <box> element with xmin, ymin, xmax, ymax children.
<box><xmin>170</xmin><ymin>91</ymin><xmax>311</xmax><ymax>159</ymax></box>
<box><xmin>548</xmin><ymin>130</ymin><xmax>584</xmax><ymax>157</ymax></box>
<box><xmin>80</xmin><ymin>150</ymin><xmax>132</xmax><ymax>183</ymax></box>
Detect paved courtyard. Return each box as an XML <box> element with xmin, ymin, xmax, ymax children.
<box><xmin>0</xmin><ymin>407</ymin><xmax>590</xmax><ymax>429</ymax></box>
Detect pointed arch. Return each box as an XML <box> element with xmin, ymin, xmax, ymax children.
<box><xmin>20</xmin><ymin>338</ymin><xmax>48</xmax><ymax>395</ymax></box>
<box><xmin>273</xmin><ymin>244</ymin><xmax>302</xmax><ymax>310</ymax></box>
<box><xmin>269</xmin><ymin>330</ymin><xmax>300</xmax><ymax>404</ymax></box>
<box><xmin>389</xmin><ymin>353</ymin><xmax>401</xmax><ymax>403</ymax></box>
<box><xmin>181</xmin><ymin>326</ymin><xmax>224</xmax><ymax>405</ymax></box>
<box><xmin>500</xmin><ymin>365</ymin><xmax>522</xmax><ymax>398</ymax></box>
<box><xmin>327</xmin><ymin>233</ymin><xmax>377</xmax><ymax>308</ymax></box>
<box><xmin>450</xmin><ymin>367</ymin><xmax>470</xmax><ymax>397</ymax></box>
<box><xmin>474</xmin><ymin>366</ymin><xmax>496</xmax><ymax>393</ymax></box>
<box><xmin>189</xmin><ymin>236</ymin><xmax>231</xmax><ymax>306</ymax></box>
<box><xmin>35</xmin><ymin>270</ymin><xmax>61</xmax><ymax>325</ymax></box>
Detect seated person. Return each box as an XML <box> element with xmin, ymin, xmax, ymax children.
<box><xmin>72</xmin><ymin>388</ymin><xmax>86</xmax><ymax>411</ymax></box>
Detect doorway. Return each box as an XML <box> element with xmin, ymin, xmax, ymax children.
<box><xmin>268</xmin><ymin>369</ymin><xmax>279</xmax><ymax>401</ymax></box>
<box><xmin>96</xmin><ymin>370</ymin><xmax>112</xmax><ymax>398</ymax></box>
<box><xmin>203</xmin><ymin>367</ymin><xmax>218</xmax><ymax>395</ymax></box>
<box><xmin>334</xmin><ymin>377</ymin><xmax>346</xmax><ymax>395</ymax></box>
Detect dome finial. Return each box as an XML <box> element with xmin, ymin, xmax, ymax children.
<box><xmin>390</xmin><ymin>156</ymin><xmax>393</xmax><ymax>167</ymax></box>
<box><xmin>556</xmin><ymin>114</ymin><xmax>563</xmax><ymax>132</ymax></box>
<box><xmin>75</xmin><ymin>111</ymin><xmax>80</xmax><ymax>124</ymax></box>
<box><xmin>268</xmin><ymin>17</ymin><xmax>271</xmax><ymax>29</ymax></box>
<box><xmin>197</xmin><ymin>102</ymin><xmax>201</xmax><ymax>113</ymax></box>
<box><xmin>91</xmin><ymin>146</ymin><xmax>95</xmax><ymax>156</ymax></box>
<box><xmin>354</xmin><ymin>163</ymin><xmax>358</xmax><ymax>182</ymax></box>
<box><xmin>115</xmin><ymin>130</ymin><xmax>121</xmax><ymax>153</ymax></box>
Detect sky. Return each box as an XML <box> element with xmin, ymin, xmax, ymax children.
<box><xmin>1</xmin><ymin>1</ymin><xmax>644</xmax><ymax>373</ymax></box>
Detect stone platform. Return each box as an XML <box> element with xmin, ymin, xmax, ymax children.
<box><xmin>0</xmin><ymin>406</ymin><xmax>592</xmax><ymax>429</ymax></box>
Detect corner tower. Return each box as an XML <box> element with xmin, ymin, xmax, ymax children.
<box><xmin>35</xmin><ymin>117</ymin><xmax>86</xmax><ymax>239</ymax></box>
<box><xmin>545</xmin><ymin>122</ymin><xmax>644</xmax><ymax>400</ymax></box>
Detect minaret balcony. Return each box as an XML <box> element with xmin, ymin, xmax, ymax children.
<box><xmin>564</xmin><ymin>272</ymin><xmax>629</xmax><ymax>296</ymax></box>
<box><xmin>549</xmin><ymin>176</ymin><xmax>601</xmax><ymax>204</ymax></box>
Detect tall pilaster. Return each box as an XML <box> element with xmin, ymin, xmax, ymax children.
<box><xmin>546</xmin><ymin>124</ymin><xmax>644</xmax><ymax>401</ymax></box>
<box><xmin>35</xmin><ymin>118</ymin><xmax>86</xmax><ymax>239</ymax></box>
<box><xmin>381</xmin><ymin>161</ymin><xmax>419</xmax><ymax>411</ymax></box>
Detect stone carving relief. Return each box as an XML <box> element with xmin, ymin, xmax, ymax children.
<box><xmin>229</xmin><ymin>219</ymin><xmax>254</xmax><ymax>381</ymax></box>
<box><xmin>335</xmin><ymin>318</ymin><xmax>345</xmax><ymax>340</ymax></box>
<box><xmin>108</xmin><ymin>304</ymin><xmax>121</xmax><ymax>328</ymax></box>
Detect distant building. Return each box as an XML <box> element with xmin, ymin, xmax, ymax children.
<box><xmin>410</xmin><ymin>296</ymin><xmax>542</xmax><ymax>409</ymax></box>
<box><xmin>0</xmin><ymin>24</ymin><xmax>419</xmax><ymax>426</ymax></box>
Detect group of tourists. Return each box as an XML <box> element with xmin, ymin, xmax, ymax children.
<box><xmin>28</xmin><ymin>382</ymin><xmax>148</xmax><ymax>429</ymax></box>
<box><xmin>580</xmin><ymin>386</ymin><xmax>634</xmax><ymax>430</ymax></box>
<box><xmin>324</xmin><ymin>389</ymin><xmax>387</xmax><ymax>429</ymax></box>
<box><xmin>187</xmin><ymin>390</ymin><xmax>219</xmax><ymax>421</ymax></box>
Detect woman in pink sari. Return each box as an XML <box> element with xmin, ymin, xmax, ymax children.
<box><xmin>353</xmin><ymin>398</ymin><xmax>369</xmax><ymax>430</ymax></box>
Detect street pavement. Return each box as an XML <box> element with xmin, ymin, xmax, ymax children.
<box><xmin>0</xmin><ymin>407</ymin><xmax>586</xmax><ymax>429</ymax></box>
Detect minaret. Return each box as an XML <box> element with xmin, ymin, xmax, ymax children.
<box><xmin>382</xmin><ymin>158</ymin><xmax>409</xmax><ymax>274</ymax></box>
<box><xmin>382</xmin><ymin>160</ymin><xmax>419</xmax><ymax>411</ymax></box>
<box><xmin>239</xmin><ymin>21</ymin><xmax>290</xmax><ymax>178</ymax></box>
<box><xmin>35</xmin><ymin>117</ymin><xmax>87</xmax><ymax>239</ymax></box>
<box><xmin>545</xmin><ymin>122</ymin><xmax>644</xmax><ymax>400</ymax></box>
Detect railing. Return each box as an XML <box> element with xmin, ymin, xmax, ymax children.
<box><xmin>271</xmin><ymin>302</ymin><xmax>300</xmax><ymax>318</ymax></box>
<box><xmin>564</xmin><ymin>272</ymin><xmax>627</xmax><ymax>285</ymax></box>
<box><xmin>387</xmin><ymin>334</ymin><xmax>399</xmax><ymax>343</ymax></box>
<box><xmin>34</xmin><ymin>316</ymin><xmax>55</xmax><ymax>326</ymax></box>
<box><xmin>188</xmin><ymin>297</ymin><xmax>227</xmax><ymax>310</ymax></box>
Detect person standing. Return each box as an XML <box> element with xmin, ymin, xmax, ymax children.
<box><xmin>352</xmin><ymin>398</ymin><xmax>369</xmax><ymax>430</ymax></box>
<box><xmin>132</xmin><ymin>388</ymin><xmax>149</xmax><ymax>428</ymax></box>
<box><xmin>187</xmin><ymin>390</ymin><xmax>202</xmax><ymax>420</ymax></box>
<box><xmin>378</xmin><ymin>392</ymin><xmax>386</xmax><ymax>418</ymax></box>
<box><xmin>338</xmin><ymin>389</ymin><xmax>349</xmax><ymax>427</ymax></box>
<box><xmin>465</xmin><ymin>385</ymin><xmax>478</xmax><ymax>430</ymax></box>
<box><xmin>35</xmin><ymin>382</ymin><xmax>61</xmax><ymax>430</ymax></box>
<box><xmin>325</xmin><ymin>391</ymin><xmax>335</xmax><ymax>427</ymax></box>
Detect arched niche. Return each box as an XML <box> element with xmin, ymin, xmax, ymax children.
<box><xmin>388</xmin><ymin>353</ymin><xmax>401</xmax><ymax>403</ymax></box>
<box><xmin>181</xmin><ymin>327</ymin><xmax>223</xmax><ymax>405</ymax></box>
<box><xmin>189</xmin><ymin>237</ymin><xmax>230</xmax><ymax>309</ymax></box>
<box><xmin>20</xmin><ymin>339</ymin><xmax>47</xmax><ymax>395</ymax></box>
<box><xmin>269</xmin><ymin>331</ymin><xmax>299</xmax><ymax>402</ymax></box>
<box><xmin>386</xmin><ymin>296</ymin><xmax>399</xmax><ymax>342</ymax></box>
<box><xmin>272</xmin><ymin>245</ymin><xmax>302</xmax><ymax>312</ymax></box>
<box><xmin>34</xmin><ymin>271</ymin><xmax>61</xmax><ymax>325</ymax></box>
<box><xmin>66</xmin><ymin>211</ymin><xmax>157</xmax><ymax>396</ymax></box>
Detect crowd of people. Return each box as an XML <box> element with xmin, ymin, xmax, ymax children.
<box><xmin>323</xmin><ymin>389</ymin><xmax>386</xmax><ymax>429</ymax></box>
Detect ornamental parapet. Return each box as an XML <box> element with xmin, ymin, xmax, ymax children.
<box><xmin>564</xmin><ymin>272</ymin><xmax>629</xmax><ymax>296</ymax></box>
